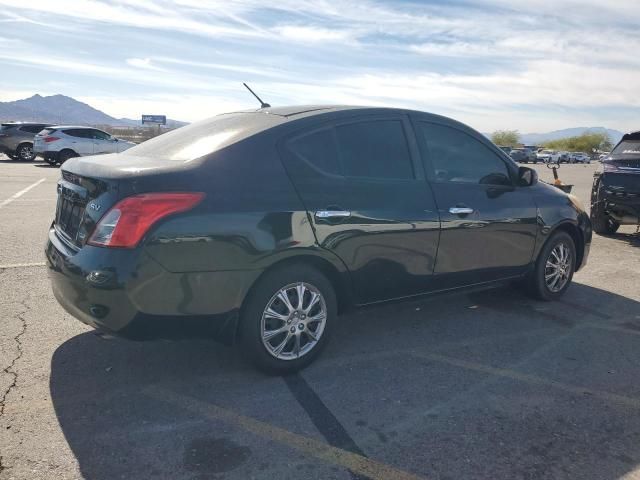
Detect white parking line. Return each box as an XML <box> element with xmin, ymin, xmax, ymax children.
<box><xmin>0</xmin><ymin>262</ymin><xmax>47</xmax><ymax>269</ymax></box>
<box><xmin>0</xmin><ymin>178</ymin><xmax>46</xmax><ymax>209</ymax></box>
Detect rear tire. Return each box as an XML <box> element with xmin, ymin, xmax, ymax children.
<box><xmin>526</xmin><ymin>231</ymin><xmax>576</xmax><ymax>301</ymax></box>
<box><xmin>16</xmin><ymin>143</ymin><xmax>36</xmax><ymax>161</ymax></box>
<box><xmin>240</xmin><ymin>264</ymin><xmax>336</xmax><ymax>374</ymax></box>
<box><xmin>58</xmin><ymin>150</ymin><xmax>77</xmax><ymax>164</ymax></box>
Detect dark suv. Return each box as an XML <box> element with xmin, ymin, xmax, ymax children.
<box><xmin>0</xmin><ymin>122</ymin><xmax>51</xmax><ymax>161</ymax></box>
<box><xmin>46</xmin><ymin>106</ymin><xmax>591</xmax><ymax>373</ymax></box>
<box><xmin>591</xmin><ymin>131</ymin><xmax>640</xmax><ymax>234</ymax></box>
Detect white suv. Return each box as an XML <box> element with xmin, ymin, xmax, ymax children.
<box><xmin>536</xmin><ymin>149</ymin><xmax>562</xmax><ymax>163</ymax></box>
<box><xmin>34</xmin><ymin>126</ymin><xmax>135</xmax><ymax>165</ymax></box>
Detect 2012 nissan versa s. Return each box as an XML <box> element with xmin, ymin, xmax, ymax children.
<box><xmin>46</xmin><ymin>106</ymin><xmax>591</xmax><ymax>373</ymax></box>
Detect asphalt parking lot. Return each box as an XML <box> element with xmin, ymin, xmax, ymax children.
<box><xmin>1</xmin><ymin>154</ymin><xmax>639</xmax><ymax>480</ymax></box>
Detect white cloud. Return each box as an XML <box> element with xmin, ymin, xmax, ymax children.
<box><xmin>273</xmin><ymin>25</ymin><xmax>354</xmax><ymax>43</ymax></box>
<box><xmin>126</xmin><ymin>58</ymin><xmax>165</xmax><ymax>71</ymax></box>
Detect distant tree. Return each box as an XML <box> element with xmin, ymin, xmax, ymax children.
<box><xmin>491</xmin><ymin>130</ymin><xmax>520</xmax><ymax>147</ymax></box>
<box><xmin>542</xmin><ymin>132</ymin><xmax>612</xmax><ymax>153</ymax></box>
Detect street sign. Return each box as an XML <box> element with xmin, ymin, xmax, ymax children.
<box><xmin>141</xmin><ymin>115</ymin><xmax>166</xmax><ymax>125</ymax></box>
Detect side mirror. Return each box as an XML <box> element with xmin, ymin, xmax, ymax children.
<box><xmin>518</xmin><ymin>166</ymin><xmax>538</xmax><ymax>187</ymax></box>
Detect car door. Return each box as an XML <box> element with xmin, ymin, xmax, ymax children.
<box><xmin>63</xmin><ymin>129</ymin><xmax>94</xmax><ymax>156</ymax></box>
<box><xmin>280</xmin><ymin>115</ymin><xmax>441</xmax><ymax>304</ymax></box>
<box><xmin>413</xmin><ymin>119</ymin><xmax>538</xmax><ymax>288</ymax></box>
<box><xmin>90</xmin><ymin>129</ymin><xmax>116</xmax><ymax>154</ymax></box>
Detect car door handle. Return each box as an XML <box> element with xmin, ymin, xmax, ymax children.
<box><xmin>449</xmin><ymin>207</ymin><xmax>474</xmax><ymax>215</ymax></box>
<box><xmin>315</xmin><ymin>210</ymin><xmax>351</xmax><ymax>219</ymax></box>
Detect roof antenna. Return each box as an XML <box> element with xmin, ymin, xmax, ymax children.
<box><xmin>243</xmin><ymin>83</ymin><xmax>271</xmax><ymax>109</ymax></box>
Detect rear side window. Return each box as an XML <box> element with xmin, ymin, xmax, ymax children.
<box><xmin>287</xmin><ymin>128</ymin><xmax>340</xmax><ymax>176</ymax></box>
<box><xmin>417</xmin><ymin>122</ymin><xmax>510</xmax><ymax>185</ymax></box>
<box><xmin>63</xmin><ymin>129</ymin><xmax>89</xmax><ymax>138</ymax></box>
<box><xmin>286</xmin><ymin>119</ymin><xmax>415</xmax><ymax>180</ymax></box>
<box><xmin>336</xmin><ymin>120</ymin><xmax>414</xmax><ymax>179</ymax></box>
<box><xmin>19</xmin><ymin>125</ymin><xmax>47</xmax><ymax>134</ymax></box>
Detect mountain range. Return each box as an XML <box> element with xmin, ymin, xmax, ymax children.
<box><xmin>0</xmin><ymin>94</ymin><xmax>187</xmax><ymax>128</ymax></box>
<box><xmin>518</xmin><ymin>127</ymin><xmax>624</xmax><ymax>145</ymax></box>
<box><xmin>0</xmin><ymin>94</ymin><xmax>627</xmax><ymax>144</ymax></box>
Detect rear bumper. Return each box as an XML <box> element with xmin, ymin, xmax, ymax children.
<box><xmin>45</xmin><ymin>227</ymin><xmax>259</xmax><ymax>342</ymax></box>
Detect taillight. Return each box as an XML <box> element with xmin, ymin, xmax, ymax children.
<box><xmin>44</xmin><ymin>136</ymin><xmax>60</xmax><ymax>143</ymax></box>
<box><xmin>88</xmin><ymin>192</ymin><xmax>205</xmax><ymax>248</ymax></box>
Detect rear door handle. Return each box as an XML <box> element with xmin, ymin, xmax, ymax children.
<box><xmin>315</xmin><ymin>210</ymin><xmax>351</xmax><ymax>219</ymax></box>
<box><xmin>449</xmin><ymin>207</ymin><xmax>474</xmax><ymax>215</ymax></box>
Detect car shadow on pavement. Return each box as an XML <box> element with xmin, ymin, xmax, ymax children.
<box><xmin>603</xmin><ymin>231</ymin><xmax>640</xmax><ymax>248</ymax></box>
<box><xmin>50</xmin><ymin>283</ymin><xmax>640</xmax><ymax>479</ymax></box>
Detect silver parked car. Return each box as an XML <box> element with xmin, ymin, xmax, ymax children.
<box><xmin>0</xmin><ymin>122</ymin><xmax>52</xmax><ymax>161</ymax></box>
<box><xmin>34</xmin><ymin>126</ymin><xmax>136</xmax><ymax>165</ymax></box>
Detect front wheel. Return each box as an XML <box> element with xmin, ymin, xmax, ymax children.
<box><xmin>526</xmin><ymin>231</ymin><xmax>576</xmax><ymax>301</ymax></box>
<box><xmin>240</xmin><ymin>265</ymin><xmax>336</xmax><ymax>374</ymax></box>
<box><xmin>591</xmin><ymin>187</ymin><xmax>619</xmax><ymax>235</ymax></box>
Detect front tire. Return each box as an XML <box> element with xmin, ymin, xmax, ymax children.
<box><xmin>240</xmin><ymin>264</ymin><xmax>336</xmax><ymax>374</ymax></box>
<box><xmin>526</xmin><ymin>231</ymin><xmax>576</xmax><ymax>301</ymax></box>
<box><xmin>591</xmin><ymin>185</ymin><xmax>620</xmax><ymax>235</ymax></box>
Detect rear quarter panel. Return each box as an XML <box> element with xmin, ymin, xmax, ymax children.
<box><xmin>142</xmin><ymin>130</ymin><xmax>346</xmax><ymax>275</ymax></box>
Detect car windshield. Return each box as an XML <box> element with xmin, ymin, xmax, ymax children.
<box><xmin>612</xmin><ymin>140</ymin><xmax>640</xmax><ymax>156</ymax></box>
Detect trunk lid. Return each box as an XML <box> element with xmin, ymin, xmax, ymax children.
<box><xmin>55</xmin><ymin>153</ymin><xmax>205</xmax><ymax>250</ymax></box>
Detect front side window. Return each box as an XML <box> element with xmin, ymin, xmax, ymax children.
<box><xmin>418</xmin><ymin>122</ymin><xmax>511</xmax><ymax>185</ymax></box>
<box><xmin>91</xmin><ymin>130</ymin><xmax>112</xmax><ymax>141</ymax></box>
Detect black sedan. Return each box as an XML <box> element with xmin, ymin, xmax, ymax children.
<box><xmin>46</xmin><ymin>106</ymin><xmax>591</xmax><ymax>373</ymax></box>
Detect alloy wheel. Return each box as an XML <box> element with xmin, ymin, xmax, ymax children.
<box><xmin>544</xmin><ymin>242</ymin><xmax>572</xmax><ymax>293</ymax></box>
<box><xmin>19</xmin><ymin>145</ymin><xmax>34</xmax><ymax>160</ymax></box>
<box><xmin>261</xmin><ymin>282</ymin><xmax>327</xmax><ymax>361</ymax></box>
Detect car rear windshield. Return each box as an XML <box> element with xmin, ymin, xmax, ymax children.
<box><xmin>122</xmin><ymin>113</ymin><xmax>281</xmax><ymax>161</ymax></box>
<box><xmin>39</xmin><ymin>128</ymin><xmax>57</xmax><ymax>135</ymax></box>
<box><xmin>612</xmin><ymin>140</ymin><xmax>640</xmax><ymax>156</ymax></box>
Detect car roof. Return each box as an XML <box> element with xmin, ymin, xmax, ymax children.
<box><xmin>1</xmin><ymin>122</ymin><xmax>51</xmax><ymax>126</ymax></box>
<box><xmin>49</xmin><ymin>125</ymin><xmax>103</xmax><ymax>129</ymax></box>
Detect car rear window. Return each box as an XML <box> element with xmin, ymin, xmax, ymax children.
<box><xmin>40</xmin><ymin>128</ymin><xmax>57</xmax><ymax>135</ymax></box>
<box><xmin>123</xmin><ymin>113</ymin><xmax>281</xmax><ymax>161</ymax></box>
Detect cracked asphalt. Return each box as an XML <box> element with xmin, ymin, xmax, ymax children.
<box><xmin>1</xmin><ymin>154</ymin><xmax>640</xmax><ymax>480</ymax></box>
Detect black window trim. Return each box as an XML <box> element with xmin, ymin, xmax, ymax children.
<box><xmin>410</xmin><ymin>117</ymin><xmax>518</xmax><ymax>187</ymax></box>
<box><xmin>280</xmin><ymin>113</ymin><xmax>426</xmax><ymax>185</ymax></box>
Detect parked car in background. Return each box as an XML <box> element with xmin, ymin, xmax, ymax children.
<box><xmin>498</xmin><ymin>146</ymin><xmax>512</xmax><ymax>155</ymax></box>
<box><xmin>0</xmin><ymin>122</ymin><xmax>51</xmax><ymax>161</ymax></box>
<box><xmin>509</xmin><ymin>148</ymin><xmax>529</xmax><ymax>163</ymax></box>
<box><xmin>46</xmin><ymin>105</ymin><xmax>591</xmax><ymax>373</ymax></box>
<box><xmin>34</xmin><ymin>126</ymin><xmax>136</xmax><ymax>165</ymax></box>
<box><xmin>591</xmin><ymin>131</ymin><xmax>640</xmax><ymax>234</ymax></box>
<box><xmin>559</xmin><ymin>151</ymin><xmax>571</xmax><ymax>163</ymax></box>
<box><xmin>537</xmin><ymin>149</ymin><xmax>562</xmax><ymax>163</ymax></box>
<box><xmin>570</xmin><ymin>152</ymin><xmax>591</xmax><ymax>164</ymax></box>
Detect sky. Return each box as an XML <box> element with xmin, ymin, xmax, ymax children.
<box><xmin>0</xmin><ymin>0</ymin><xmax>639</xmax><ymax>133</ymax></box>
